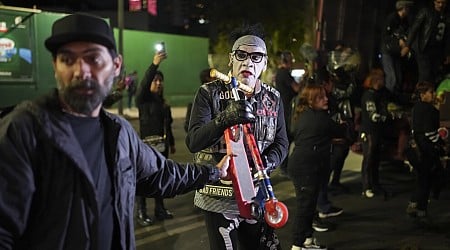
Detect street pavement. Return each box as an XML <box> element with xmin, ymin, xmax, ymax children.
<box><xmin>114</xmin><ymin>107</ymin><xmax>450</xmax><ymax>250</ymax></box>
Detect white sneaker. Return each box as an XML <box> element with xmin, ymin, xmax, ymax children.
<box><xmin>362</xmin><ymin>189</ymin><xmax>374</xmax><ymax>198</ymax></box>
<box><xmin>318</xmin><ymin>206</ymin><xmax>344</xmax><ymax>218</ymax></box>
<box><xmin>301</xmin><ymin>237</ymin><xmax>327</xmax><ymax>250</ymax></box>
<box><xmin>291</xmin><ymin>245</ymin><xmax>301</xmax><ymax>250</ymax></box>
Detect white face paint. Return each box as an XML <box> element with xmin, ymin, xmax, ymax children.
<box><xmin>229</xmin><ymin>44</ymin><xmax>267</xmax><ymax>89</ymax></box>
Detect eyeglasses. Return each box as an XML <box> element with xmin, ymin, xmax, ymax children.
<box><xmin>233</xmin><ymin>50</ymin><xmax>266</xmax><ymax>63</ymax></box>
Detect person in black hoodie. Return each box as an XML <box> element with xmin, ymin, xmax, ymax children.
<box><xmin>288</xmin><ymin>84</ymin><xmax>347</xmax><ymax>250</ymax></box>
<box><xmin>135</xmin><ymin>51</ymin><xmax>177</xmax><ymax>225</ymax></box>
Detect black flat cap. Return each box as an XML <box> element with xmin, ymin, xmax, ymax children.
<box><xmin>396</xmin><ymin>0</ymin><xmax>414</xmax><ymax>10</ymax></box>
<box><xmin>45</xmin><ymin>13</ymin><xmax>117</xmax><ymax>54</ymax></box>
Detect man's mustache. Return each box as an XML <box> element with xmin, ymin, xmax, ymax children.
<box><xmin>70</xmin><ymin>79</ymin><xmax>99</xmax><ymax>91</ymax></box>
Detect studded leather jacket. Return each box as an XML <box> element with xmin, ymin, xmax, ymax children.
<box><xmin>186</xmin><ymin>79</ymin><xmax>288</xmax><ymax>214</ymax></box>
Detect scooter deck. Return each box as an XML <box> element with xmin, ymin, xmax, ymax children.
<box><xmin>224</xmin><ymin>125</ymin><xmax>256</xmax><ymax>219</ymax></box>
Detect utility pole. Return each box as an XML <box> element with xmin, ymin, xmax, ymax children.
<box><xmin>315</xmin><ymin>0</ymin><xmax>324</xmax><ymax>50</ymax></box>
<box><xmin>117</xmin><ymin>0</ymin><xmax>124</xmax><ymax>115</ymax></box>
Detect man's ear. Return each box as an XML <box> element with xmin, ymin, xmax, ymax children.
<box><xmin>51</xmin><ymin>56</ymin><xmax>58</xmax><ymax>71</ymax></box>
<box><xmin>113</xmin><ymin>55</ymin><xmax>123</xmax><ymax>77</ymax></box>
<box><xmin>228</xmin><ymin>53</ymin><xmax>233</xmax><ymax>67</ymax></box>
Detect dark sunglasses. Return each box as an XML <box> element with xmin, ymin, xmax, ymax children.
<box><xmin>233</xmin><ymin>50</ymin><xmax>266</xmax><ymax>63</ymax></box>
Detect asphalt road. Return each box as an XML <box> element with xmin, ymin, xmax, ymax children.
<box><xmin>121</xmin><ymin>107</ymin><xmax>450</xmax><ymax>250</ymax></box>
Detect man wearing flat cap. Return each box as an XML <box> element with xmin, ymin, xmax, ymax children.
<box><xmin>185</xmin><ymin>23</ymin><xmax>288</xmax><ymax>250</ymax></box>
<box><xmin>0</xmin><ymin>13</ymin><xmax>231</xmax><ymax>249</ymax></box>
<box><xmin>380</xmin><ymin>0</ymin><xmax>413</xmax><ymax>94</ymax></box>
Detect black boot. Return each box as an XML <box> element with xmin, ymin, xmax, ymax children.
<box><xmin>136</xmin><ymin>196</ymin><xmax>153</xmax><ymax>226</ymax></box>
<box><xmin>137</xmin><ymin>209</ymin><xmax>154</xmax><ymax>226</ymax></box>
<box><xmin>155</xmin><ymin>209</ymin><xmax>173</xmax><ymax>220</ymax></box>
<box><xmin>154</xmin><ymin>197</ymin><xmax>173</xmax><ymax>220</ymax></box>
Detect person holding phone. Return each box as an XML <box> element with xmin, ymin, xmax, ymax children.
<box><xmin>134</xmin><ymin>48</ymin><xmax>177</xmax><ymax>225</ymax></box>
<box><xmin>155</xmin><ymin>42</ymin><xmax>166</xmax><ymax>53</ymax></box>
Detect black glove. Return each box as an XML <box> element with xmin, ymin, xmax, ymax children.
<box><xmin>214</xmin><ymin>100</ymin><xmax>255</xmax><ymax>130</ymax></box>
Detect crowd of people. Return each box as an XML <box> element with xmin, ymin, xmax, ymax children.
<box><xmin>0</xmin><ymin>0</ymin><xmax>449</xmax><ymax>249</ymax></box>
<box><xmin>267</xmin><ymin>1</ymin><xmax>450</xmax><ymax>249</ymax></box>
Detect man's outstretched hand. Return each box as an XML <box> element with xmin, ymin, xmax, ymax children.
<box><xmin>216</xmin><ymin>154</ymin><xmax>233</xmax><ymax>181</ymax></box>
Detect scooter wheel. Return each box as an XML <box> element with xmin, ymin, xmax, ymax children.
<box><xmin>264</xmin><ymin>200</ymin><xmax>288</xmax><ymax>229</ymax></box>
<box><xmin>251</xmin><ymin>203</ymin><xmax>263</xmax><ymax>220</ymax></box>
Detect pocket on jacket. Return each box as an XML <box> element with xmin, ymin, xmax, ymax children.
<box><xmin>118</xmin><ymin>158</ymin><xmax>135</xmax><ymax>188</ymax></box>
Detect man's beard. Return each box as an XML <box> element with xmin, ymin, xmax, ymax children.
<box><xmin>58</xmin><ymin>76</ymin><xmax>113</xmax><ymax>115</ymax></box>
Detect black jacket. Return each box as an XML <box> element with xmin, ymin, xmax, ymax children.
<box><xmin>186</xmin><ymin>80</ymin><xmax>288</xmax><ymax>169</ymax></box>
<box><xmin>0</xmin><ymin>90</ymin><xmax>220</xmax><ymax>249</ymax></box>
<box><xmin>288</xmin><ymin>107</ymin><xmax>346</xmax><ymax>178</ymax></box>
<box><xmin>412</xmin><ymin>101</ymin><xmax>442</xmax><ymax>157</ymax></box>
<box><xmin>136</xmin><ymin>64</ymin><xmax>175</xmax><ymax>151</ymax></box>
<box><xmin>407</xmin><ymin>6</ymin><xmax>450</xmax><ymax>54</ymax></box>
<box><xmin>360</xmin><ymin>88</ymin><xmax>389</xmax><ymax>134</ymax></box>
<box><xmin>291</xmin><ymin>108</ymin><xmax>345</xmax><ymax>157</ymax></box>
<box><xmin>381</xmin><ymin>11</ymin><xmax>410</xmax><ymax>55</ymax></box>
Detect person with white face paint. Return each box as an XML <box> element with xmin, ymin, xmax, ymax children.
<box><xmin>186</xmin><ymin>23</ymin><xmax>289</xmax><ymax>250</ymax></box>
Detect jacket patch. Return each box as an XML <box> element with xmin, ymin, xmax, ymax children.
<box><xmin>256</xmin><ymin>93</ymin><xmax>278</xmax><ymax>117</ymax></box>
<box><xmin>366</xmin><ymin>101</ymin><xmax>376</xmax><ymax>112</ymax></box>
<box><xmin>198</xmin><ymin>184</ymin><xmax>234</xmax><ymax>197</ymax></box>
<box><xmin>219</xmin><ymin>90</ymin><xmax>237</xmax><ymax>100</ymax></box>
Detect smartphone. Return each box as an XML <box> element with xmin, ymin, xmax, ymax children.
<box><xmin>155</xmin><ymin>42</ymin><xmax>165</xmax><ymax>52</ymax></box>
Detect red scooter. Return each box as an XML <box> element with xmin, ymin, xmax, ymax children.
<box><xmin>210</xmin><ymin>69</ymin><xmax>289</xmax><ymax>229</ymax></box>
